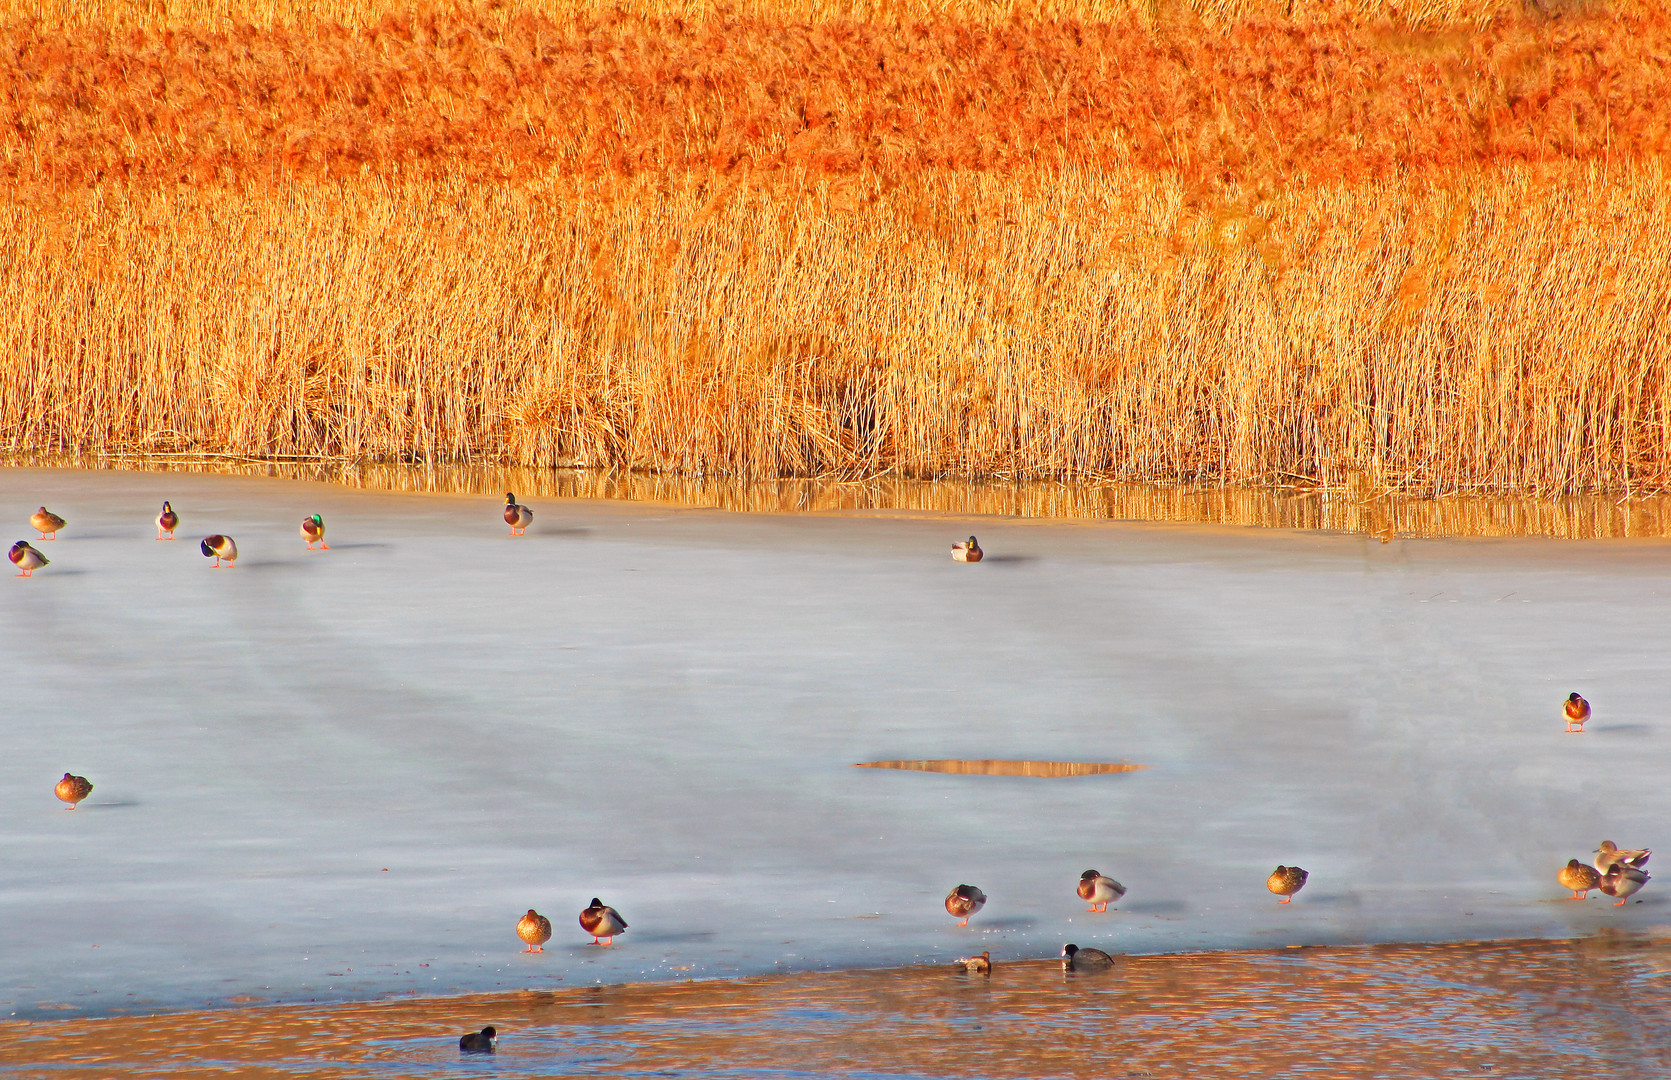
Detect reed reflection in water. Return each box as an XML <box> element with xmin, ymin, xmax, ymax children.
<box><xmin>855</xmin><ymin>759</ymin><xmax>1146</xmax><ymax>777</ymax></box>
<box><xmin>5</xmin><ymin>936</ymin><xmax>1671</xmax><ymax>1078</ymax></box>
<box><xmin>12</xmin><ymin>453</ymin><xmax>1671</xmax><ymax>540</ymax></box>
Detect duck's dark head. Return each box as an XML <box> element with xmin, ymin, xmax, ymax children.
<box><xmin>1568</xmin><ymin>692</ymin><xmax>1582</xmax><ymax>702</ymax></box>
<box><xmin>162</xmin><ymin>501</ymin><xmax>172</xmax><ymax>511</ymax></box>
<box><xmin>481</xmin><ymin>1026</ymin><xmax>497</xmax><ymax>1039</ymax></box>
<box><xmin>311</xmin><ymin>514</ymin><xmax>323</xmax><ymax>525</ymax></box>
<box><xmin>1062</xmin><ymin>944</ymin><xmax>1079</xmax><ymax>957</ymax></box>
<box><xmin>589</xmin><ymin>897</ymin><xmax>604</xmax><ymax>908</ymax></box>
<box><xmin>62</xmin><ymin>772</ymin><xmax>73</xmax><ymax>780</ymax></box>
<box><xmin>200</xmin><ymin>538</ymin><xmax>215</xmax><ymax>556</ymax></box>
<box><xmin>505</xmin><ymin>492</ymin><xmax>517</xmax><ymax>504</ymax></box>
<box><xmin>1080</xmin><ymin>869</ymin><xmax>1100</xmax><ymax>880</ymax></box>
<box><xmin>968</xmin><ymin>536</ymin><xmax>978</xmax><ymax>546</ymax></box>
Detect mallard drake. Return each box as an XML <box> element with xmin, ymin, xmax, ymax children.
<box><xmin>1595</xmin><ymin>841</ymin><xmax>1651</xmax><ymax>874</ymax></box>
<box><xmin>504</xmin><ymin>493</ymin><xmax>532</xmax><ymax>536</ymax></box>
<box><xmin>1601</xmin><ymin>864</ymin><xmax>1650</xmax><ymax>906</ymax></box>
<box><xmin>30</xmin><ymin>507</ymin><xmax>65</xmax><ymax>540</ymax></box>
<box><xmin>54</xmin><ymin>773</ymin><xmax>93</xmax><ymax>809</ymax></box>
<box><xmin>945</xmin><ymin>884</ymin><xmax>987</xmax><ymax>926</ymax></box>
<box><xmin>579</xmin><ymin>898</ymin><xmax>627</xmax><ymax>944</ymax></box>
<box><xmin>954</xmin><ymin>951</ymin><xmax>991</xmax><ymax>975</ymax></box>
<box><xmin>1077</xmin><ymin>870</ymin><xmax>1127</xmax><ymax>913</ymax></box>
<box><xmin>458</xmin><ymin>1026</ymin><xmax>498</xmax><ymax>1053</ymax></box>
<box><xmin>9</xmin><ymin>540</ymin><xmax>48</xmax><ymax>577</ymax></box>
<box><xmin>300</xmin><ymin>514</ymin><xmax>329</xmax><ymax>550</ymax></box>
<box><xmin>951</xmin><ymin>536</ymin><xmax>983</xmax><ymax>563</ymax></box>
<box><xmin>156</xmin><ymin>501</ymin><xmax>178</xmax><ymax>540</ymax></box>
<box><xmin>1564</xmin><ymin>693</ymin><xmax>1591</xmax><ymax>733</ymax></box>
<box><xmin>200</xmin><ymin>535</ymin><xmax>237</xmax><ymax>568</ymax></box>
<box><xmin>1559</xmin><ymin>858</ymin><xmax>1602</xmax><ymax>899</ymax></box>
<box><xmin>1267</xmin><ymin>865</ymin><xmax>1309</xmax><ymax>903</ymax></box>
<box><xmin>1061</xmin><ymin>943</ymin><xmax>1115</xmax><ymax>972</ymax></box>
<box><xmin>516</xmin><ymin>909</ymin><xmax>552</xmax><ymax>952</ymax></box>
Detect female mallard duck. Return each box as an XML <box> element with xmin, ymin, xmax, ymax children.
<box><xmin>1559</xmin><ymin>858</ymin><xmax>1602</xmax><ymax>899</ymax></box>
<box><xmin>1077</xmin><ymin>870</ymin><xmax>1127</xmax><ymax>913</ymax></box>
<box><xmin>200</xmin><ymin>535</ymin><xmax>237</xmax><ymax>568</ymax></box>
<box><xmin>458</xmin><ymin>1026</ymin><xmax>498</xmax><ymax>1053</ymax></box>
<box><xmin>1594</xmin><ymin>841</ymin><xmax>1651</xmax><ymax>874</ymax></box>
<box><xmin>54</xmin><ymin>773</ymin><xmax>93</xmax><ymax>809</ymax></box>
<box><xmin>945</xmin><ymin>884</ymin><xmax>987</xmax><ymax>926</ymax></box>
<box><xmin>30</xmin><ymin>507</ymin><xmax>65</xmax><ymax>540</ymax></box>
<box><xmin>504</xmin><ymin>493</ymin><xmax>532</xmax><ymax>536</ymax></box>
<box><xmin>1601</xmin><ymin>864</ymin><xmax>1650</xmax><ymax>906</ymax></box>
<box><xmin>300</xmin><ymin>514</ymin><xmax>329</xmax><ymax>550</ymax></box>
<box><xmin>9</xmin><ymin>540</ymin><xmax>48</xmax><ymax>577</ymax></box>
<box><xmin>954</xmin><ymin>951</ymin><xmax>991</xmax><ymax>976</ymax></box>
<box><xmin>1564</xmin><ymin>692</ymin><xmax>1591</xmax><ymax>733</ymax></box>
<box><xmin>516</xmin><ymin>909</ymin><xmax>552</xmax><ymax>952</ymax></box>
<box><xmin>1061</xmin><ymin>944</ymin><xmax>1115</xmax><ymax>972</ymax></box>
<box><xmin>951</xmin><ymin>536</ymin><xmax>983</xmax><ymax>563</ymax></box>
<box><xmin>1267</xmin><ymin>865</ymin><xmax>1309</xmax><ymax>903</ymax></box>
<box><xmin>579</xmin><ymin>898</ymin><xmax>627</xmax><ymax>944</ymax></box>
<box><xmin>156</xmin><ymin>501</ymin><xmax>178</xmax><ymax>540</ymax></box>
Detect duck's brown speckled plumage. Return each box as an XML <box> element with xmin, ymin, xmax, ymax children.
<box><xmin>1267</xmin><ymin>865</ymin><xmax>1309</xmax><ymax>903</ymax></box>
<box><xmin>1559</xmin><ymin>859</ymin><xmax>1602</xmax><ymax>899</ymax></box>
<box><xmin>55</xmin><ymin>773</ymin><xmax>92</xmax><ymax>808</ymax></box>
<box><xmin>516</xmin><ymin>909</ymin><xmax>552</xmax><ymax>952</ymax></box>
<box><xmin>955</xmin><ymin>951</ymin><xmax>991</xmax><ymax>976</ymax></box>
<box><xmin>579</xmin><ymin>898</ymin><xmax>627</xmax><ymax>944</ymax></box>
<box><xmin>30</xmin><ymin>507</ymin><xmax>65</xmax><ymax>540</ymax></box>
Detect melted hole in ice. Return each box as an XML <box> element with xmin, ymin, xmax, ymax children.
<box><xmin>853</xmin><ymin>759</ymin><xmax>1146</xmax><ymax>778</ymax></box>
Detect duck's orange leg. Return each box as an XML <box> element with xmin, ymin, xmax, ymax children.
<box><xmin>1615</xmin><ymin>899</ymin><xmax>1628</xmax><ymax>906</ymax></box>
<box><xmin>1278</xmin><ymin>896</ymin><xmax>1292</xmax><ymax>904</ymax></box>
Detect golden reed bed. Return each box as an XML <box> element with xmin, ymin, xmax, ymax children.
<box><xmin>2</xmin><ymin>1</ymin><xmax>1669</xmax><ymax>495</ymax></box>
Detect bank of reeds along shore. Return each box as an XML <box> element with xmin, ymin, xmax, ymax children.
<box><xmin>2</xmin><ymin>3</ymin><xmax>1669</xmax><ymax>495</ymax></box>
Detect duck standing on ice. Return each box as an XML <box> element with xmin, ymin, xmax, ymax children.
<box><xmin>579</xmin><ymin>898</ymin><xmax>627</xmax><ymax>944</ymax></box>
<box><xmin>30</xmin><ymin>507</ymin><xmax>65</xmax><ymax>540</ymax></box>
<box><xmin>945</xmin><ymin>884</ymin><xmax>987</xmax><ymax>926</ymax></box>
<box><xmin>156</xmin><ymin>501</ymin><xmax>178</xmax><ymax>539</ymax></box>
<box><xmin>504</xmin><ymin>493</ymin><xmax>532</xmax><ymax>536</ymax></box>
<box><xmin>9</xmin><ymin>540</ymin><xmax>48</xmax><ymax>577</ymax></box>
<box><xmin>1564</xmin><ymin>693</ymin><xmax>1591</xmax><ymax>733</ymax></box>
<box><xmin>300</xmin><ymin>514</ymin><xmax>329</xmax><ymax>550</ymax></box>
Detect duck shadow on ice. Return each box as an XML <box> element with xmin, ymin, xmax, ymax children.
<box><xmin>318</xmin><ymin>542</ymin><xmax>392</xmax><ymax>551</ymax></box>
<box><xmin>967</xmin><ymin>916</ymin><xmax>1038</xmax><ymax>931</ymax></box>
<box><xmin>978</xmin><ymin>554</ymin><xmax>1037</xmax><ymax>566</ymax></box>
<box><xmin>82</xmin><ymin>800</ymin><xmax>140</xmax><ymax>810</ymax></box>
<box><xmin>1589</xmin><ymin>724</ymin><xmax>1653</xmax><ymax>736</ymax></box>
<box><xmin>1119</xmin><ymin>899</ymin><xmax>1187</xmax><ymax>916</ymax></box>
<box><xmin>527</xmin><ymin>527</ymin><xmax>593</xmax><ymax>538</ymax></box>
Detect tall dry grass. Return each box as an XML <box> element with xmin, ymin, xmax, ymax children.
<box><xmin>5</xmin><ymin>161</ymin><xmax>1668</xmax><ymax>494</ymax></box>
<box><xmin>2</xmin><ymin>2</ymin><xmax>1669</xmax><ymax>495</ymax></box>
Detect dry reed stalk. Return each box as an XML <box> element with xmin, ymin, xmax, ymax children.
<box><xmin>4</xmin><ymin>0</ymin><xmax>1650</xmax><ymax>33</ymax></box>
<box><xmin>4</xmin><ymin>7</ymin><xmax>1668</xmax><ymax>193</ymax></box>
<box><xmin>3</xmin><ymin>161</ymin><xmax>1668</xmax><ymax>495</ymax></box>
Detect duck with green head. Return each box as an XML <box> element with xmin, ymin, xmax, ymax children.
<box><xmin>156</xmin><ymin>501</ymin><xmax>178</xmax><ymax>540</ymax></box>
<box><xmin>200</xmin><ymin>535</ymin><xmax>237</xmax><ymax>568</ymax></box>
<box><xmin>9</xmin><ymin>540</ymin><xmax>47</xmax><ymax>577</ymax></box>
<box><xmin>579</xmin><ymin>898</ymin><xmax>627</xmax><ymax>944</ymax></box>
<box><xmin>951</xmin><ymin>536</ymin><xmax>983</xmax><ymax>563</ymax></box>
<box><xmin>301</xmin><ymin>514</ymin><xmax>329</xmax><ymax>549</ymax></box>
<box><xmin>504</xmin><ymin>494</ymin><xmax>532</xmax><ymax>536</ymax></box>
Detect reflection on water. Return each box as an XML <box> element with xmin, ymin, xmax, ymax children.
<box><xmin>855</xmin><ymin>759</ymin><xmax>1146</xmax><ymax>777</ymax></box>
<box><xmin>6</xmin><ymin>936</ymin><xmax>1671</xmax><ymax>1078</ymax></box>
<box><xmin>10</xmin><ymin>452</ymin><xmax>1671</xmax><ymax>539</ymax></box>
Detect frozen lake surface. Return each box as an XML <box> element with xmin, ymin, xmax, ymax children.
<box><xmin>2</xmin><ymin>467</ymin><xmax>1668</xmax><ymax>1019</ymax></box>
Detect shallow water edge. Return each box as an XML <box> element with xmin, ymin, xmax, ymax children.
<box><xmin>4</xmin><ymin>934</ymin><xmax>1671</xmax><ymax>1079</ymax></box>
<box><xmin>9</xmin><ymin>452</ymin><xmax>1671</xmax><ymax>540</ymax></box>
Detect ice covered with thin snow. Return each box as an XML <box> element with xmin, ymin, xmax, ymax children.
<box><xmin>2</xmin><ymin>467</ymin><xmax>1668</xmax><ymax>1018</ymax></box>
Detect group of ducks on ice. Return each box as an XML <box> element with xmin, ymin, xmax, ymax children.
<box><xmin>22</xmin><ymin>491</ymin><xmax>1657</xmax><ymax>1053</ymax></box>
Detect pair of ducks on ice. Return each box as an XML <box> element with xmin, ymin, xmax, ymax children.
<box><xmin>943</xmin><ymin>871</ymin><xmax>1124</xmax><ymax>929</ymax></box>
<box><xmin>9</xmin><ymin>506</ymin><xmax>65</xmax><ymax>575</ymax></box>
<box><xmin>516</xmin><ymin>900</ymin><xmax>627</xmax><ymax>951</ymax></box>
<box><xmin>1560</xmin><ymin>841</ymin><xmax>1652</xmax><ymax>905</ymax></box>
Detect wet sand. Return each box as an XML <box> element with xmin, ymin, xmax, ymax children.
<box><xmin>5</xmin><ymin>936</ymin><xmax>1671</xmax><ymax>1078</ymax></box>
